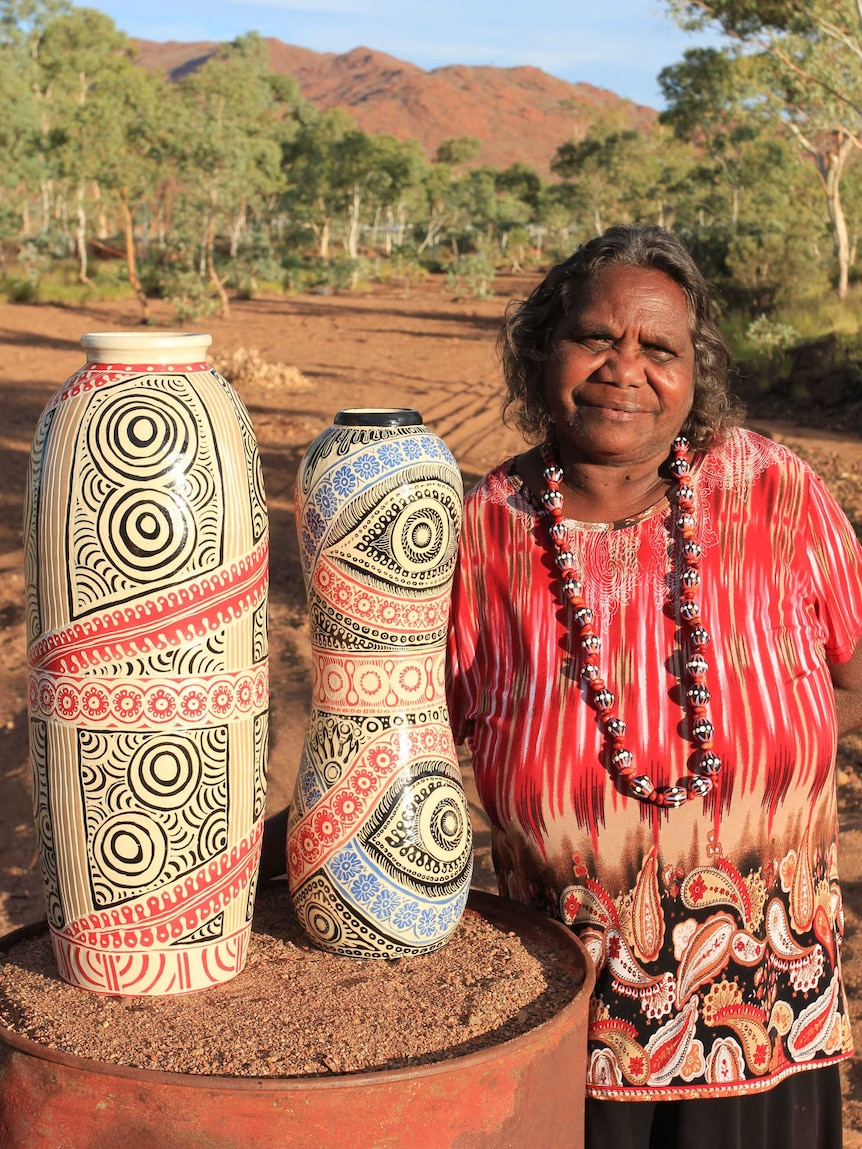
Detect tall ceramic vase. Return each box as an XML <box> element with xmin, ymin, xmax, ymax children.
<box><xmin>288</xmin><ymin>409</ymin><xmax>472</xmax><ymax>957</ymax></box>
<box><xmin>24</xmin><ymin>332</ymin><xmax>269</xmax><ymax>995</ymax></box>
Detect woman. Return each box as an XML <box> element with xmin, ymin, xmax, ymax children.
<box><xmin>446</xmin><ymin>225</ymin><xmax>862</xmax><ymax>1147</ymax></box>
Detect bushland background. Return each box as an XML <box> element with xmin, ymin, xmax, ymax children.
<box><xmin>3</xmin><ymin>0</ymin><xmax>862</xmax><ymax>1139</ymax></box>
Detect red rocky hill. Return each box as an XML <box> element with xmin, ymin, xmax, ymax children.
<box><xmin>133</xmin><ymin>38</ymin><xmax>656</xmax><ymax>176</ymax></box>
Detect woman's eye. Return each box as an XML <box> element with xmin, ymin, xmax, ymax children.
<box><xmin>645</xmin><ymin>346</ymin><xmax>674</xmax><ymax>362</ymax></box>
<box><xmin>580</xmin><ymin>336</ymin><xmax>612</xmax><ymax>351</ymax></box>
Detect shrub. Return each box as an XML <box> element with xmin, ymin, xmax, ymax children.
<box><xmin>210</xmin><ymin>347</ymin><xmax>312</xmax><ymax>391</ymax></box>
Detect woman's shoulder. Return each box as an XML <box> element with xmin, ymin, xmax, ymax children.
<box><xmin>464</xmin><ymin>458</ymin><xmax>533</xmax><ymax>512</ymax></box>
<box><xmin>459</xmin><ymin>459</ymin><xmax>539</xmax><ymax>556</ymax></box>
<box><xmin>701</xmin><ymin>425</ymin><xmax>813</xmax><ymax>494</ymax></box>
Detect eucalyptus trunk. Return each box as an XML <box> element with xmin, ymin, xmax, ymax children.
<box><xmin>119</xmin><ymin>193</ymin><xmax>149</xmax><ymax>322</ymax></box>
<box><xmin>347</xmin><ymin>187</ymin><xmax>362</xmax><ymax>259</ymax></box>
<box><xmin>311</xmin><ymin>216</ymin><xmax>331</xmax><ymax>260</ymax></box>
<box><xmin>75</xmin><ymin>184</ymin><xmax>90</xmax><ymax>285</ymax></box>
<box><xmin>207</xmin><ymin>214</ymin><xmax>230</xmax><ymax>318</ymax></box>
<box><xmin>230</xmin><ymin>203</ymin><xmax>247</xmax><ymax>258</ymax></box>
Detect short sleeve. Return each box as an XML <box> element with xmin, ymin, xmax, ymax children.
<box><xmin>446</xmin><ymin>502</ymin><xmax>482</xmax><ymax>746</ymax></box>
<box><xmin>446</xmin><ymin>563</ymin><xmax>472</xmax><ymax>745</ymax></box>
<box><xmin>804</xmin><ymin>469</ymin><xmax>862</xmax><ymax>662</ymax></box>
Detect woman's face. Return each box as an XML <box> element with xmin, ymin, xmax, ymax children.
<box><xmin>542</xmin><ymin>264</ymin><xmax>696</xmax><ymax>469</ymax></box>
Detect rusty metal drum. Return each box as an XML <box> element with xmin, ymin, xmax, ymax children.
<box><xmin>0</xmin><ymin>891</ymin><xmax>595</xmax><ymax>1149</ymax></box>
<box><xmin>24</xmin><ymin>332</ymin><xmax>269</xmax><ymax>995</ymax></box>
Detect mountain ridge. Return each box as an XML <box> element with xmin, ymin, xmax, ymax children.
<box><xmin>133</xmin><ymin>38</ymin><xmax>657</xmax><ymax>176</ymax></box>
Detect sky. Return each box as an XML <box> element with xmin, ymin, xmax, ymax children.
<box><xmin>88</xmin><ymin>0</ymin><xmax>724</xmax><ymax>109</ymax></box>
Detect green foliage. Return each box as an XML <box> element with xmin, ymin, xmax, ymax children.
<box><xmin>0</xmin><ymin>0</ymin><xmax>858</xmax><ymax>339</ymax></box>
<box><xmin>160</xmin><ymin>269</ymin><xmax>219</xmax><ymax>324</ymax></box>
<box><xmin>301</xmin><ymin>256</ymin><xmax>371</xmax><ymax>295</ymax></box>
<box><xmin>227</xmin><ymin>234</ymin><xmax>284</xmax><ymax>298</ymax></box>
<box><xmin>435</xmin><ymin>136</ymin><xmax>481</xmax><ymax>166</ymax></box>
<box><xmin>0</xmin><ymin>254</ymin><xmax>133</xmax><ymax>303</ymax></box>
<box><xmin>384</xmin><ymin>247</ymin><xmax>429</xmax><ymax>294</ymax></box>
<box><xmin>445</xmin><ymin>243</ymin><xmax>497</xmax><ymax>298</ymax></box>
<box><xmin>745</xmin><ymin>313</ymin><xmax>799</xmax><ymax>380</ymax></box>
<box><xmin>665</xmin><ymin>0</ymin><xmax>862</xmax><ymax>299</ymax></box>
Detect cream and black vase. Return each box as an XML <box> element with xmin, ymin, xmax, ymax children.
<box><xmin>288</xmin><ymin>408</ymin><xmax>472</xmax><ymax>956</ymax></box>
<box><xmin>24</xmin><ymin>332</ymin><xmax>269</xmax><ymax>994</ymax></box>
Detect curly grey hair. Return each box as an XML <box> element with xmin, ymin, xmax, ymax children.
<box><xmin>499</xmin><ymin>224</ymin><xmax>742</xmax><ymax>450</ymax></box>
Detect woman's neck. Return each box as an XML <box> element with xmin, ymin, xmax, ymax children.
<box><xmin>517</xmin><ymin>443</ymin><xmax>673</xmax><ymax>524</ymax></box>
<box><xmin>558</xmin><ymin>453</ymin><xmax>671</xmax><ymax>523</ymax></box>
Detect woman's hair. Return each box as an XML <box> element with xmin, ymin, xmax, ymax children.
<box><xmin>499</xmin><ymin>224</ymin><xmax>742</xmax><ymax>450</ymax></box>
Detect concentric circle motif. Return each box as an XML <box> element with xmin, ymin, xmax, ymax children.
<box><xmin>98</xmin><ymin>487</ymin><xmax>196</xmax><ymax>581</ymax></box>
<box><xmin>323</xmin><ymin>760</ymin><xmax>343</xmax><ymax>785</ymax></box>
<box><xmin>127</xmin><ymin>737</ymin><xmax>203</xmax><ymax>809</ymax></box>
<box><xmin>390</xmin><ymin>498</ymin><xmax>452</xmax><ymax>573</ymax></box>
<box><xmin>197</xmin><ymin>807</ymin><xmax>228</xmax><ymax>857</ymax></box>
<box><xmin>92</xmin><ymin>812</ymin><xmax>168</xmax><ymax>888</ymax></box>
<box><xmin>88</xmin><ymin>392</ymin><xmax>197</xmax><ymax>482</ymax></box>
<box><xmin>417</xmin><ymin>782</ymin><xmax>471</xmax><ymax>863</ymax></box>
<box><xmin>302</xmin><ymin>897</ymin><xmax>344</xmax><ymax>946</ymax></box>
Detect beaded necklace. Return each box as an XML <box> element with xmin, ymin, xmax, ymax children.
<box><xmin>539</xmin><ymin>434</ymin><xmax>722</xmax><ymax>809</ymax></box>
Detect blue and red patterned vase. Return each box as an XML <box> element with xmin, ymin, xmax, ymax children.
<box><xmin>288</xmin><ymin>408</ymin><xmax>472</xmax><ymax>956</ymax></box>
<box><xmin>24</xmin><ymin>332</ymin><xmax>269</xmax><ymax>994</ymax></box>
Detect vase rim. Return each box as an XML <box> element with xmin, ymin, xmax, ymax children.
<box><xmin>80</xmin><ymin>332</ymin><xmax>213</xmax><ymax>364</ymax></box>
<box><xmin>334</xmin><ymin>408</ymin><xmax>422</xmax><ymax>427</ymax></box>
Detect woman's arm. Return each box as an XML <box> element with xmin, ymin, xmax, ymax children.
<box><xmin>831</xmin><ymin>642</ymin><xmax>862</xmax><ymax>736</ymax></box>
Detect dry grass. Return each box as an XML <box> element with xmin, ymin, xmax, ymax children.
<box><xmin>210</xmin><ymin>347</ymin><xmax>312</xmax><ymax>392</ymax></box>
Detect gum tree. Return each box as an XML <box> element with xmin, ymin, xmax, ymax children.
<box><xmin>667</xmin><ymin>0</ymin><xmax>862</xmax><ymax>296</ymax></box>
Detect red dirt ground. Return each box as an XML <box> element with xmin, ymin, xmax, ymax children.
<box><xmin>2</xmin><ymin>278</ymin><xmax>862</xmax><ymax>1136</ymax></box>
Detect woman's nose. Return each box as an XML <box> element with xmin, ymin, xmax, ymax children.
<box><xmin>595</xmin><ymin>345</ymin><xmax>644</xmax><ymax>387</ymax></box>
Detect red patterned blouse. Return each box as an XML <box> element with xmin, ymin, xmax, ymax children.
<box><xmin>447</xmin><ymin>429</ymin><xmax>862</xmax><ymax>1100</ymax></box>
